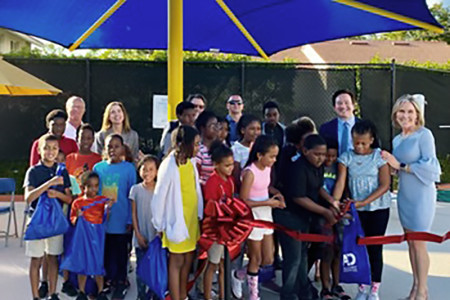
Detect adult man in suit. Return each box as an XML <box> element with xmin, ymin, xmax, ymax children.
<box><xmin>319</xmin><ymin>89</ymin><xmax>359</xmax><ymax>156</ymax></box>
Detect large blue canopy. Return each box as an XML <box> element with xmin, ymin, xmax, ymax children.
<box><xmin>0</xmin><ymin>0</ymin><xmax>442</xmax><ymax>56</ymax></box>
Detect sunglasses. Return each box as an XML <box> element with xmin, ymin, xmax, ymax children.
<box><xmin>228</xmin><ymin>101</ymin><xmax>243</xmax><ymax>105</ymax></box>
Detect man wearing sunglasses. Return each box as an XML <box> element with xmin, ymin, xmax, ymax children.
<box><xmin>225</xmin><ymin>95</ymin><xmax>244</xmax><ymax>143</ymax></box>
<box><xmin>187</xmin><ymin>93</ymin><xmax>207</xmax><ymax>120</ymax></box>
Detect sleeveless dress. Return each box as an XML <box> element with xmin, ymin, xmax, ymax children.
<box><xmin>162</xmin><ymin>160</ymin><xmax>200</xmax><ymax>253</ymax></box>
<box><xmin>392</xmin><ymin>127</ymin><xmax>441</xmax><ymax>231</ymax></box>
<box><xmin>244</xmin><ymin>163</ymin><xmax>274</xmax><ymax>241</ymax></box>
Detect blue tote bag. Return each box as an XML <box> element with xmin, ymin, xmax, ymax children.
<box><xmin>339</xmin><ymin>202</ymin><xmax>372</xmax><ymax>285</ymax></box>
<box><xmin>24</xmin><ymin>164</ymin><xmax>69</xmax><ymax>240</ymax></box>
<box><xmin>137</xmin><ymin>236</ymin><xmax>168</xmax><ymax>299</ymax></box>
<box><xmin>60</xmin><ymin>198</ymin><xmax>108</xmax><ymax>276</ymax></box>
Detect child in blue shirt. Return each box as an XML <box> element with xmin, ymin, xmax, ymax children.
<box><xmin>333</xmin><ymin>120</ymin><xmax>391</xmax><ymax>300</ymax></box>
<box><xmin>93</xmin><ymin>134</ymin><xmax>136</xmax><ymax>299</ymax></box>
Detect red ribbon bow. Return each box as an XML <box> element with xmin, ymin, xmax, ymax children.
<box><xmin>199</xmin><ymin>197</ymin><xmax>253</xmax><ymax>259</ymax></box>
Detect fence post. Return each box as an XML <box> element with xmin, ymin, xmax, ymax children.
<box><xmin>85</xmin><ymin>58</ymin><xmax>91</xmax><ymax>123</ymax></box>
<box><xmin>224</xmin><ymin>246</ymin><xmax>232</xmax><ymax>300</ymax></box>
<box><xmin>241</xmin><ymin>61</ymin><xmax>245</xmax><ymax>96</ymax></box>
<box><xmin>390</xmin><ymin>59</ymin><xmax>396</xmax><ymax>150</ymax></box>
<box><xmin>389</xmin><ymin>59</ymin><xmax>396</xmax><ymax>192</ymax></box>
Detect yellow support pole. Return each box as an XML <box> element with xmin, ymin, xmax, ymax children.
<box><xmin>69</xmin><ymin>0</ymin><xmax>127</xmax><ymax>51</ymax></box>
<box><xmin>333</xmin><ymin>0</ymin><xmax>444</xmax><ymax>34</ymax></box>
<box><xmin>168</xmin><ymin>0</ymin><xmax>183</xmax><ymax>120</ymax></box>
<box><xmin>216</xmin><ymin>0</ymin><xmax>269</xmax><ymax>60</ymax></box>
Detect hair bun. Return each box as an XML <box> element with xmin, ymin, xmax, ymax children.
<box><xmin>411</xmin><ymin>94</ymin><xmax>426</xmax><ymax>118</ymax></box>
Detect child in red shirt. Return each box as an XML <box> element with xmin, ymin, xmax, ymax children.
<box><xmin>29</xmin><ymin>109</ymin><xmax>78</xmax><ymax>166</ymax></box>
<box><xmin>66</xmin><ymin>124</ymin><xmax>102</xmax><ymax>187</ymax></box>
<box><xmin>64</xmin><ymin>171</ymin><xmax>109</xmax><ymax>300</ymax></box>
<box><xmin>202</xmin><ymin>142</ymin><xmax>235</xmax><ymax>300</ymax></box>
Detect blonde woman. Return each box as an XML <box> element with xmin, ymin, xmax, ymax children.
<box><xmin>95</xmin><ymin>101</ymin><xmax>140</xmax><ymax>161</ymax></box>
<box><xmin>381</xmin><ymin>94</ymin><xmax>441</xmax><ymax>300</ymax></box>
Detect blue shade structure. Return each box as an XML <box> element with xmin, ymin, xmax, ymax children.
<box><xmin>0</xmin><ymin>0</ymin><xmax>443</xmax><ymax>56</ymax></box>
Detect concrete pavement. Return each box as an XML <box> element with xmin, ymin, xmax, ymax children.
<box><xmin>0</xmin><ymin>200</ymin><xmax>448</xmax><ymax>299</ymax></box>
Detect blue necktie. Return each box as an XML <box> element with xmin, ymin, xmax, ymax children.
<box><xmin>341</xmin><ymin>122</ymin><xmax>350</xmax><ymax>155</ymax></box>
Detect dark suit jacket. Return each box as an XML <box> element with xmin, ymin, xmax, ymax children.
<box><xmin>319</xmin><ymin>117</ymin><xmax>360</xmax><ymax>149</ymax></box>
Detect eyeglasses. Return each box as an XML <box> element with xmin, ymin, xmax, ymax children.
<box><xmin>208</xmin><ymin>122</ymin><xmax>222</xmax><ymax>129</ymax></box>
<box><xmin>228</xmin><ymin>101</ymin><xmax>243</xmax><ymax>106</ymax></box>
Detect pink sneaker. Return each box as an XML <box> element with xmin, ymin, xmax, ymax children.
<box><xmin>247</xmin><ymin>274</ymin><xmax>260</xmax><ymax>300</ymax></box>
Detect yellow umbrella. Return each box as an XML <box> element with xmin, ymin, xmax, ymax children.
<box><xmin>0</xmin><ymin>57</ymin><xmax>61</xmax><ymax>96</ymax></box>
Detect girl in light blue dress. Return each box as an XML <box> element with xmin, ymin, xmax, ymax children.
<box><xmin>333</xmin><ymin>120</ymin><xmax>391</xmax><ymax>300</ymax></box>
<box><xmin>382</xmin><ymin>94</ymin><xmax>441</xmax><ymax>300</ymax></box>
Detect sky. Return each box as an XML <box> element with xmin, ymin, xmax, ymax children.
<box><xmin>427</xmin><ymin>0</ymin><xmax>450</xmax><ymax>7</ymax></box>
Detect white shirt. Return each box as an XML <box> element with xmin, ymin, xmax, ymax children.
<box><xmin>64</xmin><ymin>121</ymin><xmax>79</xmax><ymax>141</ymax></box>
<box><xmin>151</xmin><ymin>152</ymin><xmax>203</xmax><ymax>243</ymax></box>
<box><xmin>232</xmin><ymin>141</ymin><xmax>250</xmax><ymax>169</ymax></box>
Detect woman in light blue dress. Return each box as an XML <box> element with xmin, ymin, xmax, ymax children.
<box><xmin>382</xmin><ymin>94</ymin><xmax>441</xmax><ymax>300</ymax></box>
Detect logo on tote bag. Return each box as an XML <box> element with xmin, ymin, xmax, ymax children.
<box><xmin>342</xmin><ymin>252</ymin><xmax>357</xmax><ymax>269</ymax></box>
<box><xmin>339</xmin><ymin>203</ymin><xmax>372</xmax><ymax>284</ymax></box>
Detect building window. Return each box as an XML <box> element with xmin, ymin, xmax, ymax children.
<box><xmin>10</xmin><ymin>40</ymin><xmax>20</xmax><ymax>52</ymax></box>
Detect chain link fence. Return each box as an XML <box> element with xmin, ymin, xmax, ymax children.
<box><xmin>1</xmin><ymin>58</ymin><xmax>449</xmax><ymax>161</ymax></box>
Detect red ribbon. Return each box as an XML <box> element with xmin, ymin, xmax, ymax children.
<box><xmin>200</xmin><ymin>198</ymin><xmax>449</xmax><ymax>250</ymax></box>
<box><xmin>358</xmin><ymin>231</ymin><xmax>450</xmax><ymax>245</ymax></box>
<box><xmin>243</xmin><ymin>219</ymin><xmax>334</xmax><ymax>242</ymax></box>
<box><xmin>166</xmin><ymin>200</ymin><xmax>449</xmax><ymax>299</ymax></box>
<box><xmin>199</xmin><ymin>198</ymin><xmax>346</xmax><ymax>258</ymax></box>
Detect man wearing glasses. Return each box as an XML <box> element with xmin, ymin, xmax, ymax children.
<box><xmin>226</xmin><ymin>95</ymin><xmax>244</xmax><ymax>143</ymax></box>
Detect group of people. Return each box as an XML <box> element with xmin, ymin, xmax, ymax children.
<box><xmin>23</xmin><ymin>90</ymin><xmax>441</xmax><ymax>300</ymax></box>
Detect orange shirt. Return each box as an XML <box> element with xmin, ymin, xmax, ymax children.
<box><xmin>66</xmin><ymin>152</ymin><xmax>102</xmax><ymax>185</ymax></box>
<box><xmin>71</xmin><ymin>195</ymin><xmax>108</xmax><ymax>225</ymax></box>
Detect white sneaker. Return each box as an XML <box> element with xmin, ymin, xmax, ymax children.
<box><xmin>367</xmin><ymin>292</ymin><xmax>380</xmax><ymax>300</ymax></box>
<box><xmin>355</xmin><ymin>285</ymin><xmax>369</xmax><ymax>300</ymax></box>
<box><xmin>231</xmin><ymin>270</ymin><xmax>243</xmax><ymax>299</ymax></box>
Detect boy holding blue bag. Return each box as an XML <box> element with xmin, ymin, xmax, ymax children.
<box><xmin>24</xmin><ymin>134</ymin><xmax>72</xmax><ymax>300</ymax></box>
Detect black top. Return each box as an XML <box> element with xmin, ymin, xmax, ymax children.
<box><xmin>275</xmin><ymin>144</ymin><xmax>298</xmax><ymax>190</ymax></box>
<box><xmin>168</xmin><ymin>120</ymin><xmax>180</xmax><ymax>133</ymax></box>
<box><xmin>263</xmin><ymin>122</ymin><xmax>285</xmax><ymax>149</ymax></box>
<box><xmin>23</xmin><ymin>162</ymin><xmax>71</xmax><ymax>211</ymax></box>
<box><xmin>282</xmin><ymin>155</ymin><xmax>324</xmax><ymax>219</ymax></box>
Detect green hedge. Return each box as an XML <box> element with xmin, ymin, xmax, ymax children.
<box><xmin>439</xmin><ymin>155</ymin><xmax>450</xmax><ymax>184</ymax></box>
<box><xmin>0</xmin><ymin>160</ymin><xmax>28</xmax><ymax>194</ymax></box>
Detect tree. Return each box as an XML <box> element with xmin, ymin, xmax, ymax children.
<box><xmin>352</xmin><ymin>4</ymin><xmax>450</xmax><ymax>44</ymax></box>
<box><xmin>7</xmin><ymin>44</ymin><xmax>255</xmax><ymax>62</ymax></box>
